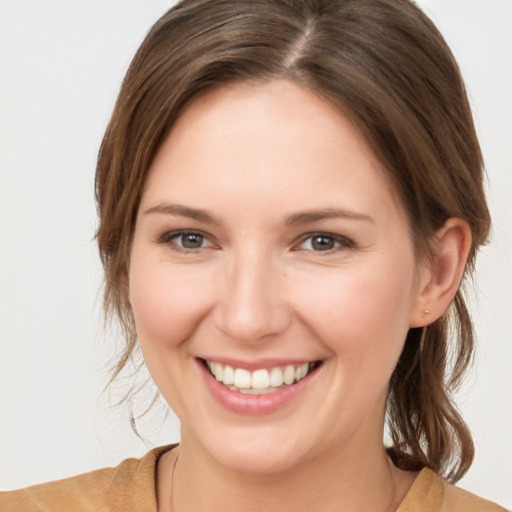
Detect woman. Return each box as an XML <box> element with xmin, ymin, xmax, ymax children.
<box><xmin>1</xmin><ymin>0</ymin><xmax>507</xmax><ymax>510</ymax></box>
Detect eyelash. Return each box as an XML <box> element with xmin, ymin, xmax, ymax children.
<box><xmin>157</xmin><ymin>230</ymin><xmax>354</xmax><ymax>255</ymax></box>
<box><xmin>156</xmin><ymin>230</ymin><xmax>215</xmax><ymax>253</ymax></box>
<box><xmin>294</xmin><ymin>232</ymin><xmax>354</xmax><ymax>253</ymax></box>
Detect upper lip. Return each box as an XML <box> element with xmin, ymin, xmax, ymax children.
<box><xmin>197</xmin><ymin>356</ymin><xmax>321</xmax><ymax>371</ymax></box>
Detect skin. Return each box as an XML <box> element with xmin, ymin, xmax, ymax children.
<box><xmin>128</xmin><ymin>80</ymin><xmax>471</xmax><ymax>512</ymax></box>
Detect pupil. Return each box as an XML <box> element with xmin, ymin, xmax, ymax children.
<box><xmin>182</xmin><ymin>233</ymin><xmax>203</xmax><ymax>249</ymax></box>
<box><xmin>312</xmin><ymin>235</ymin><xmax>334</xmax><ymax>251</ymax></box>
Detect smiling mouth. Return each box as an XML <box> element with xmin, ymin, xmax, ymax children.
<box><xmin>201</xmin><ymin>359</ymin><xmax>322</xmax><ymax>395</ymax></box>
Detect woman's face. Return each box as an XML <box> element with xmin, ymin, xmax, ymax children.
<box><xmin>129</xmin><ymin>80</ymin><xmax>428</xmax><ymax>473</ymax></box>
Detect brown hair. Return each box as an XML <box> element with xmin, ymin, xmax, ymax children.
<box><xmin>95</xmin><ymin>0</ymin><xmax>490</xmax><ymax>482</ymax></box>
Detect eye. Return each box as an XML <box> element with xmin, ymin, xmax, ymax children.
<box><xmin>296</xmin><ymin>232</ymin><xmax>353</xmax><ymax>252</ymax></box>
<box><xmin>157</xmin><ymin>230</ymin><xmax>215</xmax><ymax>252</ymax></box>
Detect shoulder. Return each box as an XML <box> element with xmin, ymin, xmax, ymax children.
<box><xmin>0</xmin><ymin>445</ymin><xmax>174</xmax><ymax>512</ymax></box>
<box><xmin>398</xmin><ymin>468</ymin><xmax>508</xmax><ymax>512</ymax></box>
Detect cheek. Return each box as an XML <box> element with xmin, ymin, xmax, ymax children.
<box><xmin>128</xmin><ymin>257</ymin><xmax>213</xmax><ymax>349</ymax></box>
<box><xmin>127</xmin><ymin>253</ymin><xmax>216</xmax><ymax>413</ymax></box>
<box><xmin>295</xmin><ymin>259</ymin><xmax>416</xmax><ymax>370</ymax></box>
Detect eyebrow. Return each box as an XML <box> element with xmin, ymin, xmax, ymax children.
<box><xmin>285</xmin><ymin>208</ymin><xmax>374</xmax><ymax>225</ymax></box>
<box><xmin>144</xmin><ymin>203</ymin><xmax>373</xmax><ymax>226</ymax></box>
<box><xmin>144</xmin><ymin>203</ymin><xmax>220</xmax><ymax>225</ymax></box>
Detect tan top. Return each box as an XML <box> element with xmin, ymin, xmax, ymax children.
<box><xmin>0</xmin><ymin>446</ymin><xmax>507</xmax><ymax>512</ymax></box>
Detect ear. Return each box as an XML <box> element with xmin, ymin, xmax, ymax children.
<box><xmin>409</xmin><ymin>218</ymin><xmax>472</xmax><ymax>328</ymax></box>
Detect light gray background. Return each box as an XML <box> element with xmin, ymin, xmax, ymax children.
<box><xmin>1</xmin><ymin>0</ymin><xmax>511</xmax><ymax>507</ymax></box>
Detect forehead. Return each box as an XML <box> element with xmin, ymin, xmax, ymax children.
<box><xmin>142</xmin><ymin>80</ymin><xmax>406</xmax><ymax>227</ymax></box>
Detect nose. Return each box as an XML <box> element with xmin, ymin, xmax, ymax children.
<box><xmin>213</xmin><ymin>249</ymin><xmax>291</xmax><ymax>343</ymax></box>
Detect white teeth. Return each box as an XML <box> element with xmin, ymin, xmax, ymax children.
<box><xmin>206</xmin><ymin>359</ymin><xmax>317</xmax><ymax>393</ymax></box>
<box><xmin>252</xmin><ymin>369</ymin><xmax>270</xmax><ymax>389</ymax></box>
<box><xmin>223</xmin><ymin>365</ymin><xmax>234</xmax><ymax>385</ymax></box>
<box><xmin>233</xmin><ymin>368</ymin><xmax>252</xmax><ymax>389</ymax></box>
<box><xmin>239</xmin><ymin>387</ymin><xmax>279</xmax><ymax>395</ymax></box>
<box><xmin>212</xmin><ymin>362</ymin><xmax>223</xmax><ymax>381</ymax></box>
<box><xmin>270</xmin><ymin>367</ymin><xmax>284</xmax><ymax>387</ymax></box>
<box><xmin>283</xmin><ymin>365</ymin><xmax>295</xmax><ymax>385</ymax></box>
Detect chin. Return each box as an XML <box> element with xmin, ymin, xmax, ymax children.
<box><xmin>212</xmin><ymin>446</ymin><xmax>303</xmax><ymax>475</ymax></box>
<box><xmin>193</xmin><ymin>426</ymin><xmax>309</xmax><ymax>475</ymax></box>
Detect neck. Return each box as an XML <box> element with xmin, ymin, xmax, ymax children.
<box><xmin>161</xmin><ymin>434</ymin><xmax>414</xmax><ymax>512</ymax></box>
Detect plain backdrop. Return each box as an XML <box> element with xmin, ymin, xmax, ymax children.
<box><xmin>1</xmin><ymin>0</ymin><xmax>511</xmax><ymax>507</ymax></box>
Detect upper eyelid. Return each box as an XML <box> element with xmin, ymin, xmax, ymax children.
<box><xmin>291</xmin><ymin>233</ymin><xmax>356</xmax><ymax>255</ymax></box>
<box><xmin>157</xmin><ymin>229</ymin><xmax>215</xmax><ymax>246</ymax></box>
<box><xmin>155</xmin><ymin>229</ymin><xmax>353</xmax><ymax>249</ymax></box>
<box><xmin>295</xmin><ymin>231</ymin><xmax>354</xmax><ymax>245</ymax></box>
<box><xmin>160</xmin><ymin>228</ymin><xmax>205</xmax><ymax>238</ymax></box>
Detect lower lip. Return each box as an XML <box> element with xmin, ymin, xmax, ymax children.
<box><xmin>199</xmin><ymin>360</ymin><xmax>319</xmax><ymax>416</ymax></box>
